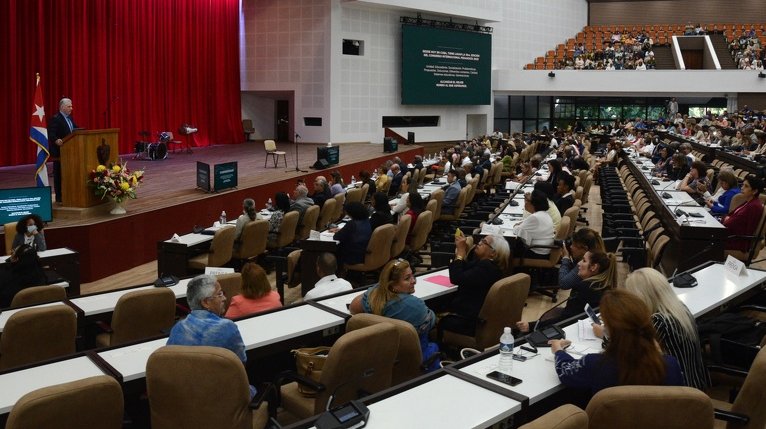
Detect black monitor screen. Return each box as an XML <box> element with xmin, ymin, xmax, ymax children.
<box><xmin>0</xmin><ymin>186</ymin><xmax>53</xmax><ymax>224</ymax></box>
<box><xmin>401</xmin><ymin>24</ymin><xmax>492</xmax><ymax>105</ymax></box>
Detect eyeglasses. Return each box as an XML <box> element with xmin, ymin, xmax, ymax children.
<box><xmin>478</xmin><ymin>238</ymin><xmax>495</xmax><ymax>251</ymax></box>
<box><xmin>207</xmin><ymin>290</ymin><xmax>225</xmax><ymax>300</ymax></box>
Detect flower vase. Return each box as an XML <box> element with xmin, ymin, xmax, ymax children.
<box><xmin>110</xmin><ymin>200</ymin><xmax>127</xmax><ymax>215</ymax></box>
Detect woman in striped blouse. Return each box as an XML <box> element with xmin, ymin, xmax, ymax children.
<box><xmin>622</xmin><ymin>268</ymin><xmax>711</xmax><ymax>390</ymax></box>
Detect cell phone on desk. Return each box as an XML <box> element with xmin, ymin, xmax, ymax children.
<box><xmin>486</xmin><ymin>371</ymin><xmax>522</xmax><ymax>386</ymax></box>
<box><xmin>584</xmin><ymin>303</ymin><xmax>601</xmax><ymax>325</ymax></box>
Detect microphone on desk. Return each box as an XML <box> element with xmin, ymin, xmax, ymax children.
<box><xmin>526</xmin><ymin>298</ymin><xmax>570</xmax><ymax>347</ymax></box>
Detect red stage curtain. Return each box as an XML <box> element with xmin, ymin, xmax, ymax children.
<box><xmin>0</xmin><ymin>0</ymin><xmax>242</xmax><ymax>168</ymax></box>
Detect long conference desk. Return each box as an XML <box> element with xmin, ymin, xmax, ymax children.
<box><xmin>0</xmin><ymin>247</ymin><xmax>80</xmax><ymax>296</ymax></box>
<box><xmin>1</xmin><ymin>261</ymin><xmax>763</xmax><ymax>428</ymax></box>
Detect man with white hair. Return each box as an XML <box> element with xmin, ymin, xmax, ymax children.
<box><xmin>47</xmin><ymin>98</ymin><xmax>78</xmax><ymax>203</ymax></box>
<box><xmin>290</xmin><ymin>184</ymin><xmax>314</xmax><ymax>224</ymax></box>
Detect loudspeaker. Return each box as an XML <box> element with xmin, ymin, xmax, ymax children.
<box><xmin>313</xmin><ymin>159</ymin><xmax>329</xmax><ymax>169</ymax></box>
<box><xmin>407</xmin><ymin>132</ymin><xmax>415</xmax><ymax>145</ymax></box>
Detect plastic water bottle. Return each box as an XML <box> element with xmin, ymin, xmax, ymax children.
<box><xmin>266</xmin><ymin>198</ymin><xmax>273</xmax><ymax>210</ymax></box>
<box><xmin>351</xmin><ymin>175</ymin><xmax>356</xmax><ymax>186</ymax></box>
<box><xmin>498</xmin><ymin>327</ymin><xmax>514</xmax><ymax>374</ymax></box>
<box><xmin>220</xmin><ymin>211</ymin><xmax>227</xmax><ymax>224</ymax></box>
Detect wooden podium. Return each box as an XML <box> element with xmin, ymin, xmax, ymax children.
<box><xmin>60</xmin><ymin>129</ymin><xmax>119</xmax><ymax>208</ymax></box>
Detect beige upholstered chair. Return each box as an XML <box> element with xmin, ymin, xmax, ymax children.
<box><xmin>296</xmin><ymin>205</ymin><xmax>320</xmax><ymax>241</ymax></box>
<box><xmin>390</xmin><ymin>214</ymin><xmax>411</xmax><ymax>259</ymax></box>
<box><xmin>345</xmin><ymin>188</ymin><xmax>363</xmax><ymax>205</ymax></box>
<box><xmin>0</xmin><ymin>305</ymin><xmax>77</xmax><ymax>370</ymax></box>
<box><xmin>408</xmin><ymin>210</ymin><xmax>433</xmax><ymax>254</ymax></box>
<box><xmin>709</xmin><ymin>345</ymin><xmax>766</xmax><ymax>429</ymax></box>
<box><xmin>316</xmin><ymin>198</ymin><xmax>337</xmax><ymax>230</ymax></box>
<box><xmin>147</xmin><ymin>346</ymin><xmax>269</xmax><ymax>429</ymax></box>
<box><xmin>267</xmin><ymin>211</ymin><xmax>298</xmax><ymax>250</ymax></box>
<box><xmin>217</xmin><ymin>272</ymin><xmax>243</xmax><ymax>314</ymax></box>
<box><xmin>437</xmin><ymin>185</ymin><xmax>470</xmax><ymax>222</ymax></box>
<box><xmin>279</xmin><ymin>324</ymin><xmax>398</xmax><ymax>420</ymax></box>
<box><xmin>264</xmin><ymin>139</ymin><xmax>287</xmax><ymax>168</ymax></box>
<box><xmin>513</xmin><ymin>216</ymin><xmax>570</xmax><ymax>270</ymax></box>
<box><xmin>586</xmin><ymin>386</ymin><xmax>713</xmax><ymax>429</ymax></box>
<box><xmin>332</xmin><ymin>193</ymin><xmax>345</xmax><ymax>222</ymax></box>
<box><xmin>345</xmin><ymin>224</ymin><xmax>396</xmax><ymax>276</ymax></box>
<box><xmin>4</xmin><ymin>221</ymin><xmax>15</xmax><ymax>255</ymax></box>
<box><xmin>95</xmin><ymin>288</ymin><xmax>176</xmax><ymax>348</ymax></box>
<box><xmin>346</xmin><ymin>313</ymin><xmax>422</xmax><ymax>385</ymax></box>
<box><xmin>188</xmin><ymin>225</ymin><xmax>236</xmax><ymax>271</ymax></box>
<box><xmin>359</xmin><ymin>183</ymin><xmax>370</xmax><ymax>203</ymax></box>
<box><xmin>518</xmin><ymin>404</ymin><xmax>588</xmax><ymax>429</ymax></box>
<box><xmin>233</xmin><ymin>219</ymin><xmax>269</xmax><ymax>263</ymax></box>
<box><xmin>10</xmin><ymin>285</ymin><xmax>66</xmax><ymax>308</ymax></box>
<box><xmin>242</xmin><ymin>119</ymin><xmax>255</xmax><ymax>141</ymax></box>
<box><xmin>5</xmin><ymin>375</ymin><xmax>123</xmax><ymax>429</ymax></box>
<box><xmin>439</xmin><ymin>273</ymin><xmax>531</xmax><ymax>350</ymax></box>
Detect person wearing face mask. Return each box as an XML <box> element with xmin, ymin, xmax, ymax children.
<box><xmin>12</xmin><ymin>214</ymin><xmax>47</xmax><ymax>252</ymax></box>
<box><xmin>0</xmin><ymin>244</ymin><xmax>47</xmax><ymax>308</ymax></box>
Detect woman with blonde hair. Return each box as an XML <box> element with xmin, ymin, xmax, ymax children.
<box><xmin>622</xmin><ymin>268</ymin><xmax>710</xmax><ymax>389</ymax></box>
<box><xmin>225</xmin><ymin>263</ymin><xmax>282</xmax><ymax>318</ymax></box>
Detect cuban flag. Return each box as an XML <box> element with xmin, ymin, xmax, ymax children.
<box><xmin>30</xmin><ymin>74</ymin><xmax>50</xmax><ymax>187</ymax></box>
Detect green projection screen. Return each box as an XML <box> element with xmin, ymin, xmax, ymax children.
<box><xmin>401</xmin><ymin>25</ymin><xmax>491</xmax><ymax>105</ymax></box>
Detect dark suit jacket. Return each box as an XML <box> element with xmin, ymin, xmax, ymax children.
<box><xmin>389</xmin><ymin>172</ymin><xmax>404</xmax><ymax>195</ymax></box>
<box><xmin>47</xmin><ymin>113</ymin><xmax>77</xmax><ymax>158</ymax></box>
<box><xmin>555</xmin><ymin>194</ymin><xmax>575</xmax><ymax>215</ymax></box>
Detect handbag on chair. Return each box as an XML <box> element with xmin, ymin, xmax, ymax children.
<box><xmin>292</xmin><ymin>346</ymin><xmax>330</xmax><ymax>397</ymax></box>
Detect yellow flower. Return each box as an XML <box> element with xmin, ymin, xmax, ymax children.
<box><xmin>112</xmin><ymin>165</ymin><xmax>121</xmax><ymax>173</ymax></box>
<box><xmin>96</xmin><ymin>165</ymin><xmax>107</xmax><ymax>172</ymax></box>
<box><xmin>120</xmin><ymin>182</ymin><xmax>130</xmax><ymax>191</ymax></box>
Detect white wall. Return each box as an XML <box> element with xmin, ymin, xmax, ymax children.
<box><xmin>241</xmin><ymin>93</ymin><xmax>275</xmax><ymax>140</ymax></box>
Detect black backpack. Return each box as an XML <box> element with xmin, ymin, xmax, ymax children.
<box><xmin>698</xmin><ymin>312</ymin><xmax>766</xmax><ymax>369</ymax></box>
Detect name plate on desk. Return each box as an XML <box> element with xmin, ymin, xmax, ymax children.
<box><xmin>724</xmin><ymin>255</ymin><xmax>747</xmax><ymax>277</ymax></box>
<box><xmin>481</xmin><ymin>224</ymin><xmax>501</xmax><ymax>235</ymax></box>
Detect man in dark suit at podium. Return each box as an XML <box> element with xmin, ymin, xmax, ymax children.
<box><xmin>47</xmin><ymin>98</ymin><xmax>77</xmax><ymax>203</ymax></box>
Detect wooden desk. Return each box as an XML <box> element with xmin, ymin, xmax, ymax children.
<box><xmin>156</xmin><ymin>233</ymin><xmax>213</xmax><ymax>278</ymax></box>
<box><xmin>0</xmin><ymin>248</ymin><xmax>80</xmax><ymax>296</ymax></box>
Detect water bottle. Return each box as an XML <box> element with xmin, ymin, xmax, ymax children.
<box><xmin>220</xmin><ymin>210</ymin><xmax>227</xmax><ymax>224</ymax></box>
<box><xmin>498</xmin><ymin>327</ymin><xmax>514</xmax><ymax>374</ymax></box>
<box><xmin>351</xmin><ymin>175</ymin><xmax>356</xmax><ymax>186</ymax></box>
<box><xmin>266</xmin><ymin>198</ymin><xmax>273</xmax><ymax>210</ymax></box>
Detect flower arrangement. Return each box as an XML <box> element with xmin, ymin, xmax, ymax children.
<box><xmin>88</xmin><ymin>162</ymin><xmax>145</xmax><ymax>204</ymax></box>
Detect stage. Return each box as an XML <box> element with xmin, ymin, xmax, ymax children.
<box><xmin>0</xmin><ymin>140</ymin><xmax>424</xmax><ymax>282</ymax></box>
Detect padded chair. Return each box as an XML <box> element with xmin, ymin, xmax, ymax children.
<box><xmin>332</xmin><ymin>193</ymin><xmax>346</xmax><ymax>223</ymax></box>
<box><xmin>164</xmin><ymin>131</ymin><xmax>188</xmax><ymax>154</ymax></box>
<box><xmin>345</xmin><ymin>313</ymin><xmax>422</xmax><ymax>385</ymax></box>
<box><xmin>267</xmin><ymin>211</ymin><xmax>299</xmax><ymax>250</ymax></box>
<box><xmin>10</xmin><ymin>285</ymin><xmax>66</xmax><ymax>308</ymax></box>
<box><xmin>296</xmin><ymin>205</ymin><xmax>320</xmax><ymax>241</ymax></box>
<box><xmin>428</xmin><ymin>188</ymin><xmax>445</xmax><ymax>221</ymax></box>
<box><xmin>708</xmin><ymin>345</ymin><xmax>766</xmax><ymax>429</ymax></box>
<box><xmin>586</xmin><ymin>386</ymin><xmax>714</xmax><ymax>429</ymax></box>
<box><xmin>96</xmin><ymin>288</ymin><xmax>176</xmax><ymax>348</ymax></box>
<box><xmin>359</xmin><ymin>183</ymin><xmax>370</xmax><ymax>204</ymax></box>
<box><xmin>147</xmin><ymin>346</ymin><xmax>269</xmax><ymax>429</ymax></box>
<box><xmin>724</xmin><ymin>204</ymin><xmax>766</xmax><ymax>265</ymax></box>
<box><xmin>316</xmin><ymin>198</ymin><xmax>337</xmax><ymax>230</ymax></box>
<box><xmin>437</xmin><ymin>185</ymin><xmax>470</xmax><ymax>222</ymax></box>
<box><xmin>513</xmin><ymin>216</ymin><xmax>570</xmax><ymax>277</ymax></box>
<box><xmin>408</xmin><ymin>210</ymin><xmax>433</xmax><ymax>255</ymax></box>
<box><xmin>233</xmin><ymin>219</ymin><xmax>269</xmax><ymax>263</ymax></box>
<box><xmin>5</xmin><ymin>375</ymin><xmax>123</xmax><ymax>429</ymax></box>
<box><xmin>345</xmin><ymin>188</ymin><xmax>363</xmax><ymax>205</ymax></box>
<box><xmin>278</xmin><ymin>324</ymin><xmax>398</xmax><ymax>420</ymax></box>
<box><xmin>728</xmin><ymin>193</ymin><xmax>747</xmax><ymax>214</ymax></box>
<box><xmin>344</xmin><ymin>224</ymin><xmax>396</xmax><ymax>277</ymax></box>
<box><xmin>217</xmin><ymin>272</ymin><xmax>243</xmax><ymax>314</ymax></box>
<box><xmin>264</xmin><ymin>139</ymin><xmax>287</xmax><ymax>168</ymax></box>
<box><xmin>518</xmin><ymin>404</ymin><xmax>588</xmax><ymax>429</ymax></box>
<box><xmin>242</xmin><ymin>119</ymin><xmax>255</xmax><ymax>141</ymax></box>
<box><xmin>0</xmin><ymin>305</ymin><xmax>77</xmax><ymax>370</ymax></box>
<box><xmin>188</xmin><ymin>225</ymin><xmax>237</xmax><ymax>271</ymax></box>
<box><xmin>438</xmin><ymin>273</ymin><xmax>531</xmax><ymax>350</ymax></box>
<box><xmin>4</xmin><ymin>221</ymin><xmax>15</xmax><ymax>255</ymax></box>
<box><xmin>390</xmin><ymin>214</ymin><xmax>411</xmax><ymax>259</ymax></box>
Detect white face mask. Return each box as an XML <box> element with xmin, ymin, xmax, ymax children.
<box><xmin>27</xmin><ymin>225</ymin><xmax>37</xmax><ymax>234</ymax></box>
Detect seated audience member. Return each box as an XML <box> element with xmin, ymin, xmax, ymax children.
<box><xmin>404</xmin><ymin>191</ymin><xmax>425</xmax><ymax>241</ymax></box>
<box><xmin>358</xmin><ymin>170</ymin><xmax>376</xmax><ymax>201</ymax></box>
<box><xmin>676</xmin><ymin>161</ymin><xmax>709</xmax><ymax>198</ymax></box>
<box><xmin>529</xmin><ymin>181</ymin><xmax>562</xmax><ymax>232</ymax></box>
<box><xmin>290</xmin><ymin>184</ymin><xmax>314</xmax><ymax>225</ymax></box>
<box><xmin>268</xmin><ymin>192</ymin><xmax>291</xmax><ymax>243</ymax></box>
<box><xmin>512</xmin><ymin>162</ymin><xmax>535</xmax><ymax>183</ymax></box>
<box><xmin>224</xmin><ymin>263</ymin><xmax>281</xmax><ymax>318</ymax></box>
<box><xmin>703</xmin><ymin>169</ymin><xmax>740</xmax><ymax>215</ymax></box>
<box><xmin>513</xmin><ymin>190</ymin><xmax>556</xmax><ymax>260</ymax></box>
<box><xmin>554</xmin><ymin>172</ymin><xmax>576</xmax><ymax>214</ymax></box>
<box><xmin>665</xmin><ymin>152</ymin><xmax>690</xmax><ymax>180</ymax></box>
<box><xmin>652</xmin><ymin>146</ymin><xmax>673</xmax><ymax>176</ymax></box>
<box><xmin>621</xmin><ymin>268</ymin><xmax>710</xmax><ymax>390</ymax></box>
<box><xmin>369</xmin><ymin>192</ymin><xmax>394</xmax><ymax>231</ymax></box>
<box><xmin>388</xmin><ymin>164</ymin><xmax>404</xmax><ymax>196</ymax></box>
<box><xmin>443</xmin><ymin>233</ymin><xmax>509</xmax><ymax>330</ymax></box>
<box><xmin>233</xmin><ymin>198</ymin><xmax>261</xmax><ymax>250</ymax></box>
<box><xmin>12</xmin><ymin>214</ymin><xmax>47</xmax><ymax>252</ymax></box>
<box><xmin>329</xmin><ymin>171</ymin><xmax>345</xmax><ymax>196</ymax></box>
<box><xmin>168</xmin><ymin>275</ymin><xmax>255</xmax><ymax>397</ymax></box>
<box><xmin>0</xmin><ymin>244</ymin><xmax>47</xmax><ymax>308</ymax></box>
<box><xmin>310</xmin><ymin>176</ymin><xmax>332</xmax><ymax>208</ymax></box>
<box><xmin>333</xmin><ymin>202</ymin><xmax>372</xmax><ymax>266</ymax></box>
<box><xmin>304</xmin><ymin>253</ymin><xmax>353</xmax><ymax>301</ymax></box>
<box><xmin>517</xmin><ymin>231</ymin><xmax>613</xmax><ymax>331</ymax></box>
<box><xmin>412</xmin><ymin>155</ymin><xmax>424</xmax><ymax>171</ymax></box>
<box><xmin>441</xmin><ymin>169</ymin><xmax>463</xmax><ymax>214</ymax></box>
<box><xmin>350</xmin><ymin>259</ymin><xmax>438</xmax><ymax>366</ymax></box>
<box><xmin>375</xmin><ymin>165</ymin><xmax>390</xmax><ymax>194</ymax></box>
<box><xmin>723</xmin><ymin>175</ymin><xmax>765</xmax><ymax>253</ymax></box>
<box><xmin>550</xmin><ymin>289</ymin><xmax>684</xmax><ymax>395</ymax></box>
